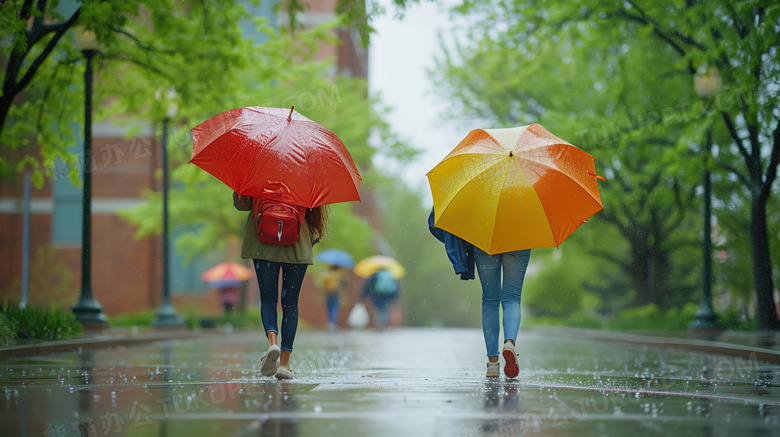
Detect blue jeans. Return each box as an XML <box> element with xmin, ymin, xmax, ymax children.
<box><xmin>474</xmin><ymin>248</ymin><xmax>531</xmax><ymax>358</ymax></box>
<box><xmin>325</xmin><ymin>292</ymin><xmax>339</xmax><ymax>325</ymax></box>
<box><xmin>371</xmin><ymin>295</ymin><xmax>395</xmax><ymax>328</ymax></box>
<box><xmin>253</xmin><ymin>260</ymin><xmax>308</xmax><ymax>352</ymax></box>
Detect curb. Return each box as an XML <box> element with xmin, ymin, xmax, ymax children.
<box><xmin>526</xmin><ymin>325</ymin><xmax>780</xmax><ymax>364</ymax></box>
<box><xmin>0</xmin><ymin>329</ymin><xmax>223</xmax><ymax>360</ymax></box>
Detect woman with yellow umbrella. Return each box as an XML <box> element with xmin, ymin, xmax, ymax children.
<box><xmin>354</xmin><ymin>255</ymin><xmax>405</xmax><ymax>329</ymax></box>
<box><xmin>427</xmin><ymin>124</ymin><xmax>604</xmax><ymax>379</ymax></box>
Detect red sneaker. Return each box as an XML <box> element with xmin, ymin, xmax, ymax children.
<box><xmin>502</xmin><ymin>342</ymin><xmax>519</xmax><ymax>379</ymax></box>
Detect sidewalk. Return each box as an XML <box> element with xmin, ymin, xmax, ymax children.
<box><xmin>3</xmin><ymin>324</ymin><xmax>777</xmax><ymax>364</ymax></box>
<box><xmin>0</xmin><ymin>327</ymin><xmax>777</xmax><ymax>436</ymax></box>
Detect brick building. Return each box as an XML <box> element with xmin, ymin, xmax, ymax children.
<box><xmin>0</xmin><ymin>0</ymin><xmax>373</xmax><ymax>327</ymax></box>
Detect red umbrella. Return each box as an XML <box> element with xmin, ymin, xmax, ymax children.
<box><xmin>190</xmin><ymin>106</ymin><xmax>362</xmax><ymax>208</ymax></box>
<box><xmin>201</xmin><ymin>262</ymin><xmax>254</xmax><ymax>282</ymax></box>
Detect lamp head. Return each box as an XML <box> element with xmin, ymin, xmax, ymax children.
<box><xmin>694</xmin><ymin>67</ymin><xmax>722</xmax><ymax>98</ymax></box>
<box><xmin>74</xmin><ymin>26</ymin><xmax>100</xmax><ymax>52</ymax></box>
<box><xmin>154</xmin><ymin>88</ymin><xmax>179</xmax><ymax>119</ymax></box>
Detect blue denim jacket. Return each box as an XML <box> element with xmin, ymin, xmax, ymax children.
<box><xmin>428</xmin><ymin>208</ymin><xmax>475</xmax><ymax>280</ymax></box>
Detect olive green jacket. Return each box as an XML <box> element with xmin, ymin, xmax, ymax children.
<box><xmin>240</xmin><ymin>212</ymin><xmax>315</xmax><ymax>264</ymax></box>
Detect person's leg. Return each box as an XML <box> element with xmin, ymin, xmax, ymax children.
<box><xmin>278</xmin><ymin>262</ymin><xmax>308</xmax><ymax>363</ymax></box>
<box><xmin>333</xmin><ymin>293</ymin><xmax>340</xmax><ymax>323</ymax></box>
<box><xmin>254</xmin><ymin>259</ymin><xmax>282</xmax><ymax>376</ymax></box>
<box><xmin>326</xmin><ymin>293</ymin><xmax>339</xmax><ymax>325</ymax></box>
<box><xmin>254</xmin><ymin>259</ymin><xmax>282</xmax><ymax>342</ymax></box>
<box><xmin>373</xmin><ymin>296</ymin><xmax>391</xmax><ymax>328</ymax></box>
<box><xmin>500</xmin><ymin>249</ymin><xmax>531</xmax><ymax>344</ymax></box>
<box><xmin>474</xmin><ymin>248</ymin><xmax>502</xmax><ymax>360</ymax></box>
<box><xmin>500</xmin><ymin>249</ymin><xmax>531</xmax><ymax>379</ymax></box>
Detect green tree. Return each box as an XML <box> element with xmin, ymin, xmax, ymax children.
<box><xmin>366</xmin><ymin>172</ymin><xmax>482</xmax><ymax>327</ymax></box>
<box><xmin>2</xmin><ymin>0</ymin><xmax>421</xmax><ymax>287</ymax></box>
<box><xmin>1</xmin><ymin>0</ymin><xmax>277</xmax><ymax>185</ymax></box>
<box><xmin>545</xmin><ymin>0</ymin><xmax>780</xmax><ymax>330</ymax></box>
<box><xmin>0</xmin><ymin>0</ymin><xmax>419</xmax><ymax>186</ymax></box>
<box><xmin>435</xmin><ymin>1</ymin><xmax>704</xmax><ymax>310</ymax></box>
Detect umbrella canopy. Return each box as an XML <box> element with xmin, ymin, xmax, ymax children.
<box><xmin>201</xmin><ymin>262</ymin><xmax>254</xmax><ymax>282</ymax></box>
<box><xmin>316</xmin><ymin>248</ymin><xmax>355</xmax><ymax>268</ymax></box>
<box><xmin>354</xmin><ymin>255</ymin><xmax>406</xmax><ymax>279</ymax></box>
<box><xmin>427</xmin><ymin>124</ymin><xmax>604</xmax><ymax>255</ymax></box>
<box><xmin>190</xmin><ymin>106</ymin><xmax>362</xmax><ymax>208</ymax></box>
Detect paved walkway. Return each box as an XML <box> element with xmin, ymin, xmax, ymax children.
<box><xmin>0</xmin><ymin>327</ymin><xmax>778</xmax><ymax>436</ymax></box>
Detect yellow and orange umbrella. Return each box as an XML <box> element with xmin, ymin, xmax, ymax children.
<box><xmin>427</xmin><ymin>124</ymin><xmax>604</xmax><ymax>255</ymax></box>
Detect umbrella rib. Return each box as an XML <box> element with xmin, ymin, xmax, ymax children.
<box><xmin>316</xmin><ymin>124</ymin><xmax>362</xmax><ymax>201</ymax></box>
<box><xmin>299</xmin><ymin>120</ymin><xmax>359</xmax><ymax>207</ymax></box>
<box><xmin>514</xmin><ymin>158</ymin><xmax>591</xmax><ymax>246</ymax></box>
<box><xmin>437</xmin><ymin>156</ymin><xmax>506</xmax><ymax>218</ymax></box>
<box><xmin>514</xmin><ymin>159</ymin><xmax>562</xmax><ymax>245</ymax></box>
<box><xmin>516</xmin><ymin>154</ymin><xmax>602</xmax><ymax>205</ymax></box>
<box><xmin>243</xmin><ymin>121</ymin><xmax>288</xmax><ymax>195</ymax></box>
<box><xmin>490</xmin><ymin>158</ymin><xmax>514</xmax><ymax>252</ymax></box>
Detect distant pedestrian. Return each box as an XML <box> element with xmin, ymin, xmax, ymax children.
<box><xmin>361</xmin><ymin>268</ymin><xmax>399</xmax><ymax>330</ymax></box>
<box><xmin>428</xmin><ymin>208</ymin><xmax>531</xmax><ymax>379</ymax></box>
<box><xmin>218</xmin><ymin>285</ymin><xmax>241</xmax><ymax>313</ymax></box>
<box><xmin>234</xmin><ymin>191</ymin><xmax>328</xmax><ymax>380</ymax></box>
<box><xmin>320</xmin><ymin>264</ymin><xmax>349</xmax><ymax>331</ymax></box>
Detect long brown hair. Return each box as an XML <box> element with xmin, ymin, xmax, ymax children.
<box><xmin>306</xmin><ymin>205</ymin><xmax>330</xmax><ymax>240</ymax></box>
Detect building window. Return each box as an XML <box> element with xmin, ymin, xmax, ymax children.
<box><xmin>51</xmin><ymin>156</ymin><xmax>82</xmax><ymax>246</ymax></box>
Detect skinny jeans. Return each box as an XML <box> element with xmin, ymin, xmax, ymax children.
<box><xmin>474</xmin><ymin>248</ymin><xmax>532</xmax><ymax>358</ymax></box>
<box><xmin>325</xmin><ymin>292</ymin><xmax>340</xmax><ymax>325</ymax></box>
<box><xmin>253</xmin><ymin>259</ymin><xmax>308</xmax><ymax>352</ymax></box>
<box><xmin>371</xmin><ymin>295</ymin><xmax>395</xmax><ymax>328</ymax></box>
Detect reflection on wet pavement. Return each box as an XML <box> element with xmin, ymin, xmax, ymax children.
<box><xmin>0</xmin><ymin>328</ymin><xmax>777</xmax><ymax>436</ymax></box>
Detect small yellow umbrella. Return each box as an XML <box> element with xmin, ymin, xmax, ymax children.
<box><xmin>354</xmin><ymin>255</ymin><xmax>406</xmax><ymax>279</ymax></box>
<box><xmin>427</xmin><ymin>124</ymin><xmax>604</xmax><ymax>255</ymax></box>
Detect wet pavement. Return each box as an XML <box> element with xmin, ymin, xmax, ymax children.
<box><xmin>0</xmin><ymin>327</ymin><xmax>778</xmax><ymax>436</ymax></box>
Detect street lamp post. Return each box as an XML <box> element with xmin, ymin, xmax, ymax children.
<box><xmin>71</xmin><ymin>27</ymin><xmax>108</xmax><ymax>328</ymax></box>
<box><xmin>689</xmin><ymin>67</ymin><xmax>722</xmax><ymax>333</ymax></box>
<box><xmin>153</xmin><ymin>90</ymin><xmax>183</xmax><ymax>327</ymax></box>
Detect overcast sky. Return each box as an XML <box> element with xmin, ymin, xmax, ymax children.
<box><xmin>367</xmin><ymin>0</ymin><xmax>471</xmax><ymax>199</ymax></box>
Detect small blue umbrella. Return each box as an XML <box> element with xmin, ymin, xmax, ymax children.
<box><xmin>316</xmin><ymin>248</ymin><xmax>355</xmax><ymax>268</ymax></box>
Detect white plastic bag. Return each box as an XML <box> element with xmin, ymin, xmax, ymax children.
<box><xmin>347</xmin><ymin>302</ymin><xmax>370</xmax><ymax>329</ymax></box>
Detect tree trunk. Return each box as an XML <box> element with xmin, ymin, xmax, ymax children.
<box><xmin>629</xmin><ymin>241</ymin><xmax>665</xmax><ymax>308</ymax></box>
<box><xmin>749</xmin><ymin>197</ymin><xmax>780</xmax><ymax>331</ymax></box>
<box><xmin>0</xmin><ymin>94</ymin><xmax>10</xmax><ymax>142</ymax></box>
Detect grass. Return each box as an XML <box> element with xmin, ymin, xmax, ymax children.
<box><xmin>109</xmin><ymin>310</ymin><xmax>157</xmax><ymax>327</ymax></box>
<box><xmin>524</xmin><ymin>303</ymin><xmax>759</xmax><ymax>332</ymax></box>
<box><xmin>110</xmin><ymin>308</ymin><xmax>266</xmax><ymax>330</ymax></box>
<box><xmin>0</xmin><ymin>300</ymin><xmax>82</xmax><ymax>343</ymax></box>
<box><xmin>0</xmin><ymin>313</ymin><xmax>15</xmax><ymax>346</ymax></box>
<box><xmin>109</xmin><ymin>307</ymin><xmax>318</xmax><ymax>332</ymax></box>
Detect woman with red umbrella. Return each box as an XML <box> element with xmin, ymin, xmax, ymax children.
<box><xmin>193</xmin><ymin>107</ymin><xmax>361</xmax><ymax>380</ymax></box>
<box><xmin>234</xmin><ymin>192</ymin><xmax>329</xmax><ymax>379</ymax></box>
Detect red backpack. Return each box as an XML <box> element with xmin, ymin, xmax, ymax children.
<box><xmin>253</xmin><ymin>199</ymin><xmax>306</xmax><ymax>245</ymax></box>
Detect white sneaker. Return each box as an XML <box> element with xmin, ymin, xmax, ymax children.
<box><xmin>275</xmin><ymin>364</ymin><xmax>294</xmax><ymax>380</ymax></box>
<box><xmin>486</xmin><ymin>361</ymin><xmax>500</xmax><ymax>378</ymax></box>
<box><xmin>260</xmin><ymin>345</ymin><xmax>281</xmax><ymax>377</ymax></box>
